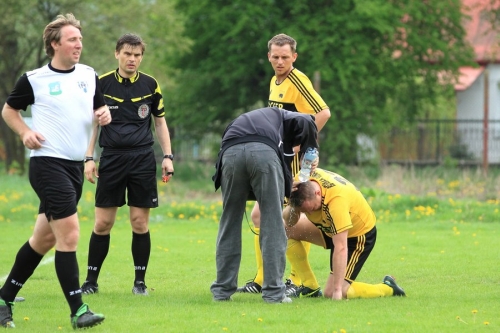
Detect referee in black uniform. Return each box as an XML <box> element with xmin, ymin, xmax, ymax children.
<box><xmin>81</xmin><ymin>33</ymin><xmax>174</xmax><ymax>296</ymax></box>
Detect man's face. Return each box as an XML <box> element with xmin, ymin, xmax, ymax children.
<box><xmin>115</xmin><ymin>44</ymin><xmax>143</xmax><ymax>78</ymax></box>
<box><xmin>52</xmin><ymin>25</ymin><xmax>82</xmax><ymax>67</ymax></box>
<box><xmin>267</xmin><ymin>44</ymin><xmax>297</xmax><ymax>77</ymax></box>
<box><xmin>299</xmin><ymin>195</ymin><xmax>322</xmax><ymax>214</ymax></box>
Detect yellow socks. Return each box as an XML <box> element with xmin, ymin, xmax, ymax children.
<box><xmin>286</xmin><ymin>239</ymin><xmax>319</xmax><ymax>289</ymax></box>
<box><xmin>254</xmin><ymin>233</ymin><xmax>317</xmax><ymax>289</ymax></box>
<box><xmin>253</xmin><ymin>228</ymin><xmax>264</xmax><ymax>286</ymax></box>
<box><xmin>288</xmin><ymin>241</ymin><xmax>311</xmax><ymax>285</ymax></box>
<box><xmin>346</xmin><ymin>281</ymin><xmax>393</xmax><ymax>299</ymax></box>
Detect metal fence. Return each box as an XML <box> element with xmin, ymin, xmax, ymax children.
<box><xmin>378</xmin><ymin>119</ymin><xmax>500</xmax><ymax>165</ymax></box>
<box><xmin>161</xmin><ymin>120</ymin><xmax>500</xmax><ymax>166</ymax></box>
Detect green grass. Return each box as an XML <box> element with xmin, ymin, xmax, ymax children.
<box><xmin>0</xmin><ymin>170</ymin><xmax>499</xmax><ymax>332</ymax></box>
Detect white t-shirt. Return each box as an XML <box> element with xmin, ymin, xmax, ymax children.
<box><xmin>7</xmin><ymin>63</ymin><xmax>102</xmax><ymax>161</ymax></box>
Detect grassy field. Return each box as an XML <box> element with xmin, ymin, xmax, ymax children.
<box><xmin>0</xmin><ymin>165</ymin><xmax>499</xmax><ymax>332</ymax></box>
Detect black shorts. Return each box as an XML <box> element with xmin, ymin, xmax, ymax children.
<box><xmin>29</xmin><ymin>156</ymin><xmax>84</xmax><ymax>221</ymax></box>
<box><xmin>95</xmin><ymin>147</ymin><xmax>158</xmax><ymax>208</ymax></box>
<box><xmin>323</xmin><ymin>226</ymin><xmax>377</xmax><ymax>283</ymax></box>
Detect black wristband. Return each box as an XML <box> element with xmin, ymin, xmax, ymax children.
<box><xmin>163</xmin><ymin>154</ymin><xmax>174</xmax><ymax>161</ymax></box>
<box><xmin>84</xmin><ymin>156</ymin><xmax>94</xmax><ymax>163</ymax></box>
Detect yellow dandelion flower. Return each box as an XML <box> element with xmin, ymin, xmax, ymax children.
<box><xmin>24</xmin><ymin>317</ymin><xmax>29</xmax><ymax>321</ymax></box>
<box><xmin>484</xmin><ymin>321</ymin><xmax>489</xmax><ymax>325</ymax></box>
<box><xmin>472</xmin><ymin>309</ymin><xmax>478</xmax><ymax>314</ymax></box>
<box><xmin>340</xmin><ymin>329</ymin><xmax>347</xmax><ymax>333</ymax></box>
<box><xmin>258</xmin><ymin>318</ymin><xmax>263</xmax><ymax>322</ymax></box>
<box><xmin>178</xmin><ymin>213</ymin><xmax>185</xmax><ymax>219</ymax></box>
<box><xmin>222</xmin><ymin>328</ymin><xmax>228</xmax><ymax>331</ymax></box>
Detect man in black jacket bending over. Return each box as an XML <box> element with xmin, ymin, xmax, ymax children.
<box><xmin>211</xmin><ymin>107</ymin><xmax>318</xmax><ymax>303</ymax></box>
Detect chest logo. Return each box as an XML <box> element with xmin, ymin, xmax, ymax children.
<box><xmin>138</xmin><ymin>104</ymin><xmax>150</xmax><ymax>119</ymax></box>
<box><xmin>49</xmin><ymin>82</ymin><xmax>62</xmax><ymax>95</ymax></box>
<box><xmin>78</xmin><ymin>81</ymin><xmax>88</xmax><ymax>93</ymax></box>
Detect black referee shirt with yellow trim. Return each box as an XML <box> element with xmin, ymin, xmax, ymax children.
<box><xmin>98</xmin><ymin>69</ymin><xmax>165</xmax><ymax>149</ymax></box>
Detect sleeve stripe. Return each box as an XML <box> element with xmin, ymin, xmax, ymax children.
<box><xmin>288</xmin><ymin>71</ymin><xmax>323</xmax><ymax>113</ymax></box>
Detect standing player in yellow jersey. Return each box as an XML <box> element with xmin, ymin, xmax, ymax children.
<box><xmin>282</xmin><ymin>168</ymin><xmax>406</xmax><ymax>299</ymax></box>
<box><xmin>237</xmin><ymin>33</ymin><xmax>330</xmax><ymax>294</ymax></box>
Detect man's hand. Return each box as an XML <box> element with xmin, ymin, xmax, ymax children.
<box><xmin>95</xmin><ymin>106</ymin><xmax>112</xmax><ymax>126</ymax></box>
<box><xmin>21</xmin><ymin>130</ymin><xmax>45</xmax><ymax>150</ymax></box>
<box><xmin>291</xmin><ymin>180</ymin><xmax>302</xmax><ymax>192</ymax></box>
<box><xmin>310</xmin><ymin>156</ymin><xmax>319</xmax><ymax>174</ymax></box>
<box><xmin>161</xmin><ymin>158</ymin><xmax>174</xmax><ymax>183</ymax></box>
<box><xmin>84</xmin><ymin>160</ymin><xmax>98</xmax><ymax>184</ymax></box>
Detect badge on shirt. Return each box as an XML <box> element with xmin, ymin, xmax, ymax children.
<box><xmin>78</xmin><ymin>81</ymin><xmax>88</xmax><ymax>93</ymax></box>
<box><xmin>49</xmin><ymin>82</ymin><xmax>62</xmax><ymax>95</ymax></box>
<box><xmin>138</xmin><ymin>104</ymin><xmax>150</xmax><ymax>119</ymax></box>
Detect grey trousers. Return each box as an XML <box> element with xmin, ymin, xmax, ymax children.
<box><xmin>210</xmin><ymin>142</ymin><xmax>287</xmax><ymax>303</ymax></box>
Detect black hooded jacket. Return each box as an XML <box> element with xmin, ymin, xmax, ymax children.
<box><xmin>212</xmin><ymin>107</ymin><xmax>318</xmax><ymax>199</ymax></box>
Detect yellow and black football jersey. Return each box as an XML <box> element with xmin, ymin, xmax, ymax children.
<box><xmin>300</xmin><ymin>168</ymin><xmax>376</xmax><ymax>238</ymax></box>
<box><xmin>268</xmin><ymin>68</ymin><xmax>328</xmax><ymax>115</ymax></box>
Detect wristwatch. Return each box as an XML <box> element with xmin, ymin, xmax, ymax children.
<box><xmin>163</xmin><ymin>154</ymin><xmax>174</xmax><ymax>161</ymax></box>
<box><xmin>84</xmin><ymin>156</ymin><xmax>94</xmax><ymax>163</ymax></box>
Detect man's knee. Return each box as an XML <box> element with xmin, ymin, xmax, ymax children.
<box><xmin>29</xmin><ymin>234</ymin><xmax>56</xmax><ymax>255</ymax></box>
<box><xmin>93</xmin><ymin>219</ymin><xmax>115</xmax><ymax>234</ymax></box>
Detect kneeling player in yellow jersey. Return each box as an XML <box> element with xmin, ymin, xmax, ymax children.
<box><xmin>282</xmin><ymin>168</ymin><xmax>406</xmax><ymax>299</ymax></box>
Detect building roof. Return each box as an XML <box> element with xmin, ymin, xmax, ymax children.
<box><xmin>456</xmin><ymin>0</ymin><xmax>500</xmax><ymax>90</ymax></box>
<box><xmin>455</xmin><ymin>66</ymin><xmax>484</xmax><ymax>91</ymax></box>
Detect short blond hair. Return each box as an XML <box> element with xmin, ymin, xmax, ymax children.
<box><xmin>43</xmin><ymin>13</ymin><xmax>81</xmax><ymax>58</ymax></box>
<box><xmin>268</xmin><ymin>33</ymin><xmax>297</xmax><ymax>53</ymax></box>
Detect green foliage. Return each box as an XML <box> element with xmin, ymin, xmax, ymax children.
<box><xmin>172</xmin><ymin>0</ymin><xmax>475</xmax><ymax>163</ymax></box>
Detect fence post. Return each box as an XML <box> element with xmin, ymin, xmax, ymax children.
<box><xmin>483</xmin><ymin>69</ymin><xmax>489</xmax><ymax>175</ymax></box>
<box><xmin>436</xmin><ymin>120</ymin><xmax>441</xmax><ymax>163</ymax></box>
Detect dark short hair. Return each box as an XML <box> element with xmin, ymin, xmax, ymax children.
<box><xmin>116</xmin><ymin>33</ymin><xmax>146</xmax><ymax>54</ymax></box>
<box><xmin>268</xmin><ymin>33</ymin><xmax>297</xmax><ymax>53</ymax></box>
<box><xmin>43</xmin><ymin>13</ymin><xmax>81</xmax><ymax>58</ymax></box>
<box><xmin>288</xmin><ymin>181</ymin><xmax>315</xmax><ymax>208</ymax></box>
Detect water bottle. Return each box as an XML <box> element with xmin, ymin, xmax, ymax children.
<box><xmin>298</xmin><ymin>147</ymin><xmax>318</xmax><ymax>182</ymax></box>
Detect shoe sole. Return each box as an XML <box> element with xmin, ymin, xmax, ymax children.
<box><xmin>74</xmin><ymin>319</ymin><xmax>104</xmax><ymax>329</ymax></box>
